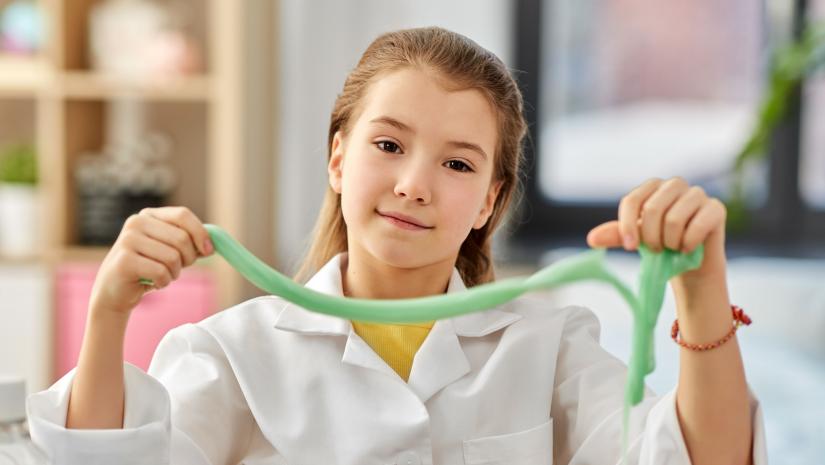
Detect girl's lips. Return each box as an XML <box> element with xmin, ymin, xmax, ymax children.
<box><xmin>378</xmin><ymin>212</ymin><xmax>432</xmax><ymax>231</ymax></box>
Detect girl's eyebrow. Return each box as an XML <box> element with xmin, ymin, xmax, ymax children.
<box><xmin>369</xmin><ymin>115</ymin><xmax>488</xmax><ymax>161</ymax></box>
<box><xmin>370</xmin><ymin>115</ymin><xmax>413</xmax><ymax>133</ymax></box>
<box><xmin>447</xmin><ymin>141</ymin><xmax>488</xmax><ymax>161</ymax></box>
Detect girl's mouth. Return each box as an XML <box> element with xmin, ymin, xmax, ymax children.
<box><xmin>377</xmin><ymin>211</ymin><xmax>433</xmax><ymax>231</ymax></box>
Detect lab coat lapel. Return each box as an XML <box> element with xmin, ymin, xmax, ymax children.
<box><xmin>407</xmin><ymin>269</ymin><xmax>523</xmax><ymax>402</ymax></box>
<box><xmin>341</xmin><ymin>327</ymin><xmax>400</xmax><ymax>379</ymax></box>
<box><xmin>273</xmin><ymin>253</ymin><xmax>411</xmax><ymax>379</ymax></box>
<box><xmin>405</xmin><ymin>318</ymin><xmax>469</xmax><ymax>402</ymax></box>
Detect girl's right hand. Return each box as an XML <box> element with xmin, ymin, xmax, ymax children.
<box><xmin>89</xmin><ymin>206</ymin><xmax>214</xmax><ymax>317</ymax></box>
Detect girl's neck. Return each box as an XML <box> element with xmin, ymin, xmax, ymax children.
<box><xmin>341</xmin><ymin>251</ymin><xmax>454</xmax><ymax>300</ymax></box>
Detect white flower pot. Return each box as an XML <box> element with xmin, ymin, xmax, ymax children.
<box><xmin>0</xmin><ymin>184</ymin><xmax>40</xmax><ymax>257</ymax></box>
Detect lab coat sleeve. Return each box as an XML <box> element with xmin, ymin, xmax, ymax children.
<box><xmin>551</xmin><ymin>306</ymin><xmax>768</xmax><ymax>465</ymax></box>
<box><xmin>26</xmin><ymin>323</ymin><xmax>255</xmax><ymax>465</ymax></box>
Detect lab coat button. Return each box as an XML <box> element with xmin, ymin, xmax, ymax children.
<box><xmin>395</xmin><ymin>451</ymin><xmax>421</xmax><ymax>465</ymax></box>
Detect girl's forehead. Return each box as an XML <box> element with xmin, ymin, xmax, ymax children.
<box><xmin>355</xmin><ymin>68</ymin><xmax>498</xmax><ymax>150</ymax></box>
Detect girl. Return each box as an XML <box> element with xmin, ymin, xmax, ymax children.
<box><xmin>28</xmin><ymin>27</ymin><xmax>766</xmax><ymax>464</ymax></box>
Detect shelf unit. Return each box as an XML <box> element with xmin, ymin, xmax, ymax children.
<box><xmin>0</xmin><ymin>0</ymin><xmax>277</xmax><ymax>310</ymax></box>
<box><xmin>0</xmin><ymin>55</ymin><xmax>50</xmax><ymax>95</ymax></box>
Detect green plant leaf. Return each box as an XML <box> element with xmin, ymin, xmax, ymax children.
<box><xmin>0</xmin><ymin>144</ymin><xmax>38</xmax><ymax>184</ymax></box>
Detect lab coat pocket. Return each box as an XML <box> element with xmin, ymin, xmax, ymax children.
<box><xmin>462</xmin><ymin>418</ymin><xmax>553</xmax><ymax>465</ymax></box>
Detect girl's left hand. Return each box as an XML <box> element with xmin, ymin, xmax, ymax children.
<box><xmin>586</xmin><ymin>177</ymin><xmax>728</xmax><ymax>289</ymax></box>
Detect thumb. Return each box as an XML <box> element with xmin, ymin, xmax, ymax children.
<box><xmin>586</xmin><ymin>220</ymin><xmax>623</xmax><ymax>249</ymax></box>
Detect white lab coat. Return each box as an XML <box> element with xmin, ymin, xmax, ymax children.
<box><xmin>27</xmin><ymin>252</ymin><xmax>768</xmax><ymax>465</ymax></box>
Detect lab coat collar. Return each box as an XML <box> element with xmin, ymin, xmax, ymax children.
<box><xmin>273</xmin><ymin>252</ymin><xmax>523</xmax><ymax>338</ymax></box>
<box><xmin>273</xmin><ymin>252</ymin><xmax>522</xmax><ymax>401</ymax></box>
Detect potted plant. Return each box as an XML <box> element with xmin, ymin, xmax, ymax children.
<box><xmin>0</xmin><ymin>143</ymin><xmax>40</xmax><ymax>256</ymax></box>
<box><xmin>728</xmin><ymin>22</ymin><xmax>825</xmax><ymax>231</ymax></box>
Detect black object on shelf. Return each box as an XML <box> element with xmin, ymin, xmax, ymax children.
<box><xmin>73</xmin><ymin>133</ymin><xmax>177</xmax><ymax>246</ymax></box>
<box><xmin>77</xmin><ymin>188</ymin><xmax>165</xmax><ymax>245</ymax></box>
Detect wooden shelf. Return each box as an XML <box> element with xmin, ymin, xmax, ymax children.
<box><xmin>48</xmin><ymin>246</ymin><xmax>221</xmax><ymax>268</ymax></box>
<box><xmin>0</xmin><ymin>57</ymin><xmax>212</xmax><ymax>101</ymax></box>
<box><xmin>53</xmin><ymin>245</ymin><xmax>110</xmax><ymax>263</ymax></box>
<box><xmin>0</xmin><ymin>253</ymin><xmax>44</xmax><ymax>265</ymax></box>
<box><xmin>60</xmin><ymin>72</ymin><xmax>212</xmax><ymax>101</ymax></box>
<box><xmin>2</xmin><ymin>246</ymin><xmax>108</xmax><ymax>265</ymax></box>
<box><xmin>0</xmin><ymin>1</ymin><xmax>276</xmax><ymax>308</ymax></box>
<box><xmin>0</xmin><ymin>0</ymin><xmax>278</xmax><ymax>398</ymax></box>
<box><xmin>0</xmin><ymin>55</ymin><xmax>51</xmax><ymax>96</ymax></box>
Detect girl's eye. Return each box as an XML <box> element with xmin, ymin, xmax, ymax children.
<box><xmin>376</xmin><ymin>141</ymin><xmax>401</xmax><ymax>154</ymax></box>
<box><xmin>446</xmin><ymin>160</ymin><xmax>473</xmax><ymax>173</ymax></box>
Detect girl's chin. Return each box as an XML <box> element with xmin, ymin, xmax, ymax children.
<box><xmin>375</xmin><ymin>250</ymin><xmax>423</xmax><ymax>268</ymax></box>
<box><xmin>363</xmin><ymin>242</ymin><xmax>434</xmax><ymax>269</ymax></box>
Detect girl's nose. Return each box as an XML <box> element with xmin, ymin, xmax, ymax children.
<box><xmin>393</xmin><ymin>164</ymin><xmax>432</xmax><ymax>204</ymax></box>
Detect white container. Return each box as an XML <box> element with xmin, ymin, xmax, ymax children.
<box><xmin>0</xmin><ymin>184</ymin><xmax>39</xmax><ymax>257</ymax></box>
<box><xmin>0</xmin><ymin>376</ymin><xmax>48</xmax><ymax>464</ymax></box>
<box><xmin>89</xmin><ymin>0</ymin><xmax>166</xmax><ymax>79</ymax></box>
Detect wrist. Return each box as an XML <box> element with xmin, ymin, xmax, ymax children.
<box><xmin>671</xmin><ymin>268</ymin><xmax>728</xmax><ymax>301</ymax></box>
<box><xmin>87</xmin><ymin>300</ymin><xmax>132</xmax><ymax>333</ymax></box>
<box><xmin>77</xmin><ymin>304</ymin><xmax>129</xmax><ymax>371</ymax></box>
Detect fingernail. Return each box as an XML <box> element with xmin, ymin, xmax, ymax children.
<box><xmin>623</xmin><ymin>234</ymin><xmax>635</xmax><ymax>250</ymax></box>
<box><xmin>203</xmin><ymin>239</ymin><xmax>214</xmax><ymax>255</ymax></box>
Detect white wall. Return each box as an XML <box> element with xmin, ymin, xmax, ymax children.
<box><xmin>276</xmin><ymin>0</ymin><xmax>514</xmax><ymax>274</ymax></box>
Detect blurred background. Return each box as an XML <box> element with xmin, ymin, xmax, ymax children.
<box><xmin>0</xmin><ymin>0</ymin><xmax>821</xmax><ymax>463</ymax></box>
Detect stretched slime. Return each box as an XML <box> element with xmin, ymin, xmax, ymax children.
<box><xmin>200</xmin><ymin>224</ymin><xmax>703</xmax><ymax>460</ymax></box>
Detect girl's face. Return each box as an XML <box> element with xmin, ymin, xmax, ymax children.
<box><xmin>328</xmin><ymin>67</ymin><xmax>501</xmax><ymax>270</ymax></box>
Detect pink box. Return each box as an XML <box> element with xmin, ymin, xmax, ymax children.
<box><xmin>55</xmin><ymin>263</ymin><xmax>216</xmax><ymax>379</ymax></box>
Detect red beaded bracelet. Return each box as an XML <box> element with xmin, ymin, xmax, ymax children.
<box><xmin>671</xmin><ymin>304</ymin><xmax>752</xmax><ymax>351</ymax></box>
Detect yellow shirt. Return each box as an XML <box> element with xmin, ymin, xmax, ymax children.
<box><xmin>351</xmin><ymin>320</ymin><xmax>436</xmax><ymax>382</ymax></box>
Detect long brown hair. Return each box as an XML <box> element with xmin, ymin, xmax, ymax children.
<box><xmin>293</xmin><ymin>27</ymin><xmax>527</xmax><ymax>288</ymax></box>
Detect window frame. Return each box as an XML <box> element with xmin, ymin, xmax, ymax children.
<box><xmin>508</xmin><ymin>0</ymin><xmax>825</xmax><ymax>259</ymax></box>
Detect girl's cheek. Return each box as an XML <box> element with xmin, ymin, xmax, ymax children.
<box><xmin>437</xmin><ymin>190</ymin><xmax>477</xmax><ymax>229</ymax></box>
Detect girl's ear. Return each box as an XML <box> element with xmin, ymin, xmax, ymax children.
<box><xmin>328</xmin><ymin>131</ymin><xmax>345</xmax><ymax>193</ymax></box>
<box><xmin>473</xmin><ymin>180</ymin><xmax>503</xmax><ymax>229</ymax></box>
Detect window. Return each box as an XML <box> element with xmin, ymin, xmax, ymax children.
<box><xmin>540</xmin><ymin>0</ymin><xmax>763</xmax><ymax>203</ymax></box>
<box><xmin>513</xmin><ymin>0</ymin><xmax>825</xmax><ymax>252</ymax></box>
<box><xmin>801</xmin><ymin>0</ymin><xmax>825</xmax><ymax>210</ymax></box>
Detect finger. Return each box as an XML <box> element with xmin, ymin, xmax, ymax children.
<box><xmin>681</xmin><ymin>198</ymin><xmax>727</xmax><ymax>253</ymax></box>
<box><xmin>130</xmin><ymin>253</ymin><xmax>174</xmax><ymax>289</ymax></box>
<box><xmin>122</xmin><ymin>230</ymin><xmax>183</xmax><ymax>280</ymax></box>
<box><xmin>142</xmin><ymin>207</ymin><xmax>212</xmax><ymax>257</ymax></box>
<box><xmin>618</xmin><ymin>178</ymin><xmax>663</xmax><ymax>250</ymax></box>
<box><xmin>639</xmin><ymin>178</ymin><xmax>690</xmax><ymax>252</ymax></box>
<box><xmin>138</xmin><ymin>213</ymin><xmax>198</xmax><ymax>267</ymax></box>
<box><xmin>662</xmin><ymin>186</ymin><xmax>706</xmax><ymax>251</ymax></box>
<box><xmin>586</xmin><ymin>220</ymin><xmax>622</xmax><ymax>248</ymax></box>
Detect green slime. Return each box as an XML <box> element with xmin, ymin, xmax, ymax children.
<box><xmin>203</xmin><ymin>224</ymin><xmax>703</xmax><ymax>460</ymax></box>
